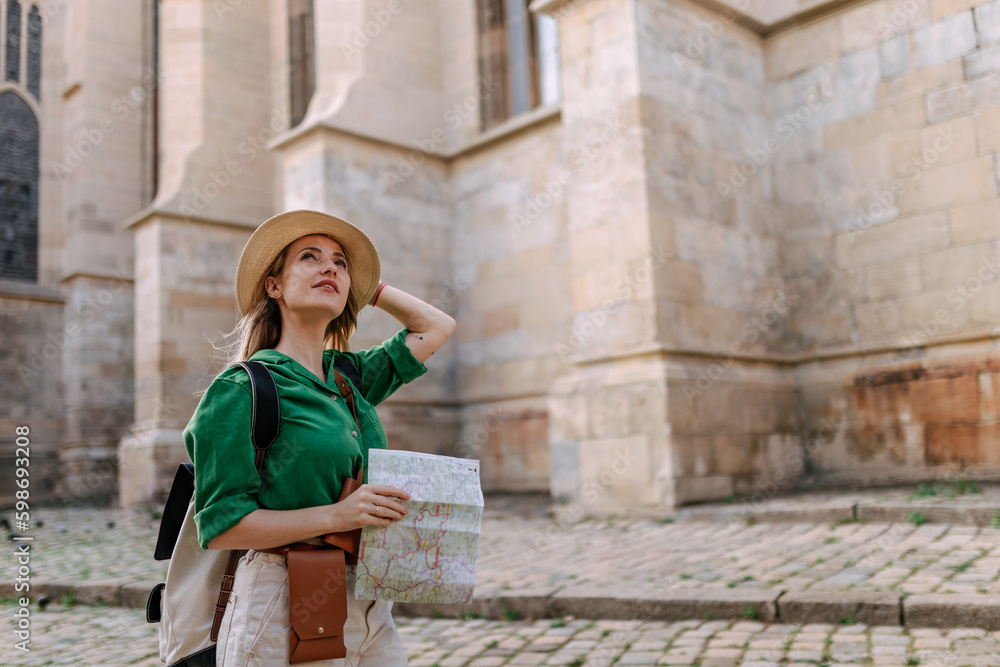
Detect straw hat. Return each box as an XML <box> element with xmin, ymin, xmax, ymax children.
<box><xmin>235</xmin><ymin>209</ymin><xmax>381</xmax><ymax>316</ymax></box>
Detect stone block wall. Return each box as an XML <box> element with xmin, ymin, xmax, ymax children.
<box><xmin>449</xmin><ymin>116</ymin><xmax>571</xmax><ymax>491</ymax></box>
<box><xmin>0</xmin><ymin>289</ymin><xmax>64</xmax><ymax>506</ymax></box>
<box><xmin>42</xmin><ymin>0</ymin><xmax>147</xmax><ymax>505</ymax></box>
<box><xmin>769</xmin><ymin>0</ymin><xmax>1000</xmax><ymax>485</ymax></box>
<box><xmin>636</xmin><ymin>0</ymin><xmax>803</xmax><ymax>505</ymax></box>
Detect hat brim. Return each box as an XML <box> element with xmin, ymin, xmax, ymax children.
<box><xmin>235</xmin><ymin>210</ymin><xmax>381</xmax><ymax>317</ymax></box>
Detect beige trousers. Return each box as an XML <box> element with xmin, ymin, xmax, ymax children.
<box><xmin>216</xmin><ymin>550</ymin><xmax>408</xmax><ymax>666</ymax></box>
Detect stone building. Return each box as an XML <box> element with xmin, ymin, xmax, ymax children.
<box><xmin>1</xmin><ymin>0</ymin><xmax>999</xmax><ymax>512</ymax></box>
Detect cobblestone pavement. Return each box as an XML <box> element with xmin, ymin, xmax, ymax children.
<box><xmin>4</xmin><ymin>490</ymin><xmax>1000</xmax><ymax>600</ymax></box>
<box><xmin>5</xmin><ymin>599</ymin><xmax>1000</xmax><ymax>667</ymax></box>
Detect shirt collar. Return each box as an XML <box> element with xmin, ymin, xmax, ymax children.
<box><xmin>248</xmin><ymin>348</ymin><xmax>339</xmax><ymax>392</ymax></box>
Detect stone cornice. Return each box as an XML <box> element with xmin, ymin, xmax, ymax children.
<box><xmin>0</xmin><ymin>279</ymin><xmax>64</xmax><ymax>303</ymax></box>
<box><xmin>123</xmin><ymin>206</ymin><xmax>262</xmax><ymax>233</ymax></box>
<box><xmin>529</xmin><ymin>0</ymin><xmax>601</xmax><ymax>18</ymax></box>
<box><xmin>568</xmin><ymin>328</ymin><xmax>1000</xmax><ymax>369</ymax></box>
<box><xmin>268</xmin><ymin>104</ymin><xmax>562</xmax><ymax>160</ymax></box>
<box><xmin>533</xmin><ymin>0</ymin><xmax>876</xmax><ymax>37</ymax></box>
<box><xmin>58</xmin><ymin>271</ymin><xmax>134</xmax><ymax>285</ymax></box>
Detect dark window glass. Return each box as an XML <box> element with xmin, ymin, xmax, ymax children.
<box><xmin>477</xmin><ymin>0</ymin><xmax>509</xmax><ymax>131</ymax></box>
<box><xmin>27</xmin><ymin>4</ymin><xmax>40</xmax><ymax>99</ymax></box>
<box><xmin>6</xmin><ymin>0</ymin><xmax>22</xmax><ymax>82</ymax></box>
<box><xmin>0</xmin><ymin>91</ymin><xmax>39</xmax><ymax>282</ymax></box>
<box><xmin>477</xmin><ymin>0</ymin><xmax>559</xmax><ymax>131</ymax></box>
<box><xmin>288</xmin><ymin>0</ymin><xmax>315</xmax><ymax>127</ymax></box>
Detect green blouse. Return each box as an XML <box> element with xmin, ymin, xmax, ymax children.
<box><xmin>182</xmin><ymin>328</ymin><xmax>428</xmax><ymax>550</ymax></box>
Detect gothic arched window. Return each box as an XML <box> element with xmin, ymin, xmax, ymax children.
<box><xmin>288</xmin><ymin>0</ymin><xmax>315</xmax><ymax>127</ymax></box>
<box><xmin>0</xmin><ymin>91</ymin><xmax>39</xmax><ymax>282</ymax></box>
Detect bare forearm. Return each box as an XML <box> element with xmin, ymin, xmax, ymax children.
<box><xmin>374</xmin><ymin>285</ymin><xmax>452</xmax><ymax>334</ymax></box>
<box><xmin>206</xmin><ymin>506</ymin><xmax>341</xmax><ymax>551</ymax></box>
<box><xmin>205</xmin><ymin>484</ymin><xmax>411</xmax><ymax>550</ymax></box>
<box><xmin>374</xmin><ymin>285</ymin><xmax>456</xmax><ymax>364</ymax></box>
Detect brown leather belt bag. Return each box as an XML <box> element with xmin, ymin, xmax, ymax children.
<box><xmin>286</xmin><ymin>548</ymin><xmax>348</xmax><ymax>662</ymax></box>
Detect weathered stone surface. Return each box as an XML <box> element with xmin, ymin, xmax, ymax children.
<box><xmin>904</xmin><ymin>594</ymin><xmax>1000</xmax><ymax>627</ymax></box>
<box><xmin>550</xmin><ymin>587</ymin><xmax>779</xmax><ymax>623</ymax></box>
<box><xmin>778</xmin><ymin>591</ymin><xmax>901</xmax><ymax>625</ymax></box>
<box><xmin>912</xmin><ymin>11</ymin><xmax>978</xmax><ymax>69</ymax></box>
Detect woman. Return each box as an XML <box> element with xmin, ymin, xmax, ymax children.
<box><xmin>182</xmin><ymin>209</ymin><xmax>456</xmax><ymax>666</ymax></box>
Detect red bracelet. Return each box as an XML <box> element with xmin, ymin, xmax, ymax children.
<box><xmin>370</xmin><ymin>281</ymin><xmax>387</xmax><ymax>307</ymax></box>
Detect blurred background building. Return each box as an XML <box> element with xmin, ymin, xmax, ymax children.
<box><xmin>1</xmin><ymin>0</ymin><xmax>999</xmax><ymax>512</ymax></box>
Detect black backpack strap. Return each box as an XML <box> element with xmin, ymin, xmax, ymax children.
<box><xmin>234</xmin><ymin>360</ymin><xmax>281</xmax><ymax>483</ymax></box>
<box><xmin>211</xmin><ymin>360</ymin><xmax>280</xmax><ymax>642</ymax></box>
<box><xmin>333</xmin><ymin>355</ymin><xmax>361</xmax><ymax>393</ymax></box>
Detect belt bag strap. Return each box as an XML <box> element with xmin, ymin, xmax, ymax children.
<box><xmin>323</xmin><ymin>468</ymin><xmax>364</xmax><ymax>557</ymax></box>
<box><xmin>330</xmin><ymin>366</ymin><xmax>360</xmax><ymax>431</ymax></box>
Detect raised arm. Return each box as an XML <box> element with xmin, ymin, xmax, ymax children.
<box><xmin>372</xmin><ymin>284</ymin><xmax>456</xmax><ymax>364</ymax></box>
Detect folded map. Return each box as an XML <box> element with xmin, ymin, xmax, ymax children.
<box><xmin>354</xmin><ymin>449</ymin><xmax>484</xmax><ymax>604</ymax></box>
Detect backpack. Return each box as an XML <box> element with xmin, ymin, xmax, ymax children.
<box><xmin>145</xmin><ymin>357</ymin><xmax>361</xmax><ymax>667</ymax></box>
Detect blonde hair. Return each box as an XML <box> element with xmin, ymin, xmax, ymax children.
<box><xmin>196</xmin><ymin>234</ymin><xmax>360</xmax><ymax>396</ymax></box>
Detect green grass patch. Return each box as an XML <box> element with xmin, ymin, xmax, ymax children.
<box><xmin>907</xmin><ymin>511</ymin><xmax>928</xmax><ymax>526</ymax></box>
<box><xmin>910</xmin><ymin>478</ymin><xmax>980</xmax><ymax>500</ymax></box>
<box><xmin>833</xmin><ymin>516</ymin><xmax>863</xmax><ymax>526</ymax></box>
<box><xmin>502</xmin><ymin>608</ymin><xmax>522</xmax><ymax>622</ymax></box>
